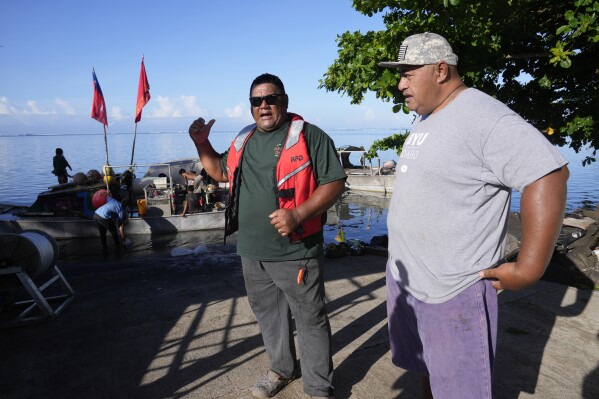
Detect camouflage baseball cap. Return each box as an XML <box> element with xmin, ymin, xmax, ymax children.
<box><xmin>379</xmin><ymin>32</ymin><xmax>458</xmax><ymax>68</ymax></box>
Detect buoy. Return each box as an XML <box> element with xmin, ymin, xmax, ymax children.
<box><xmin>72</xmin><ymin>172</ymin><xmax>87</xmax><ymax>185</ymax></box>
<box><xmin>102</xmin><ymin>165</ymin><xmax>114</xmax><ymax>176</ymax></box>
<box><xmin>92</xmin><ymin>189</ymin><xmax>108</xmax><ymax>209</ymax></box>
<box><xmin>87</xmin><ymin>169</ymin><xmax>101</xmax><ymax>183</ymax></box>
<box><xmin>102</xmin><ymin>175</ymin><xmax>113</xmax><ymax>185</ymax></box>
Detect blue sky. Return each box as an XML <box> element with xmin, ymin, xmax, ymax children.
<box><xmin>0</xmin><ymin>0</ymin><xmax>414</xmax><ymax>135</ymax></box>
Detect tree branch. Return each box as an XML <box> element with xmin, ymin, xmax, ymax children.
<box><xmin>505</xmin><ymin>53</ymin><xmax>548</xmax><ymax>60</ymax></box>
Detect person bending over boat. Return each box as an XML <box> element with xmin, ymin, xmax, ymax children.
<box><xmin>179</xmin><ymin>169</ymin><xmax>203</xmax><ymax>193</ymax></box>
<box><xmin>188</xmin><ymin>73</ymin><xmax>346</xmax><ymax>399</ymax></box>
<box><xmin>94</xmin><ymin>196</ymin><xmax>129</xmax><ymax>250</ymax></box>
<box><xmin>52</xmin><ymin>148</ymin><xmax>72</xmax><ymax>184</ymax></box>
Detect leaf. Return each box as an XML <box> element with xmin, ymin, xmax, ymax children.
<box><xmin>538</xmin><ymin>75</ymin><xmax>552</xmax><ymax>88</ymax></box>
<box><xmin>364</xmin><ymin>132</ymin><xmax>410</xmax><ymax>159</ymax></box>
<box><xmin>556</xmin><ymin>25</ymin><xmax>571</xmax><ymax>35</ymax></box>
<box><xmin>560</xmin><ymin>58</ymin><xmax>573</xmax><ymax>68</ymax></box>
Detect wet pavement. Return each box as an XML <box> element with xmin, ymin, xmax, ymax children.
<box><xmin>0</xmin><ymin>243</ymin><xmax>598</xmax><ymax>398</ymax></box>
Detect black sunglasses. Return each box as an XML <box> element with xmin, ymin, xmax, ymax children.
<box><xmin>249</xmin><ymin>93</ymin><xmax>285</xmax><ymax>107</ymax></box>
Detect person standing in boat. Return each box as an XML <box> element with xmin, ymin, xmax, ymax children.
<box><xmin>188</xmin><ymin>73</ymin><xmax>346</xmax><ymax>399</ymax></box>
<box><xmin>180</xmin><ymin>185</ymin><xmax>200</xmax><ymax>216</ymax></box>
<box><xmin>379</xmin><ymin>32</ymin><xmax>569</xmax><ymax>398</ymax></box>
<box><xmin>52</xmin><ymin>148</ymin><xmax>72</xmax><ymax>184</ymax></box>
<box><xmin>94</xmin><ymin>195</ymin><xmax>128</xmax><ymax>251</ymax></box>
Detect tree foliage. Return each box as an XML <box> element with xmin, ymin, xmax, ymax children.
<box><xmin>364</xmin><ymin>131</ymin><xmax>410</xmax><ymax>159</ymax></box>
<box><xmin>320</xmin><ymin>0</ymin><xmax>599</xmax><ymax>165</ymax></box>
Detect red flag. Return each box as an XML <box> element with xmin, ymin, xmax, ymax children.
<box><xmin>135</xmin><ymin>56</ymin><xmax>150</xmax><ymax>123</ymax></box>
<box><xmin>91</xmin><ymin>69</ymin><xmax>108</xmax><ymax>126</ymax></box>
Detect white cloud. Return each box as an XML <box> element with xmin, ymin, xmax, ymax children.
<box><xmin>362</xmin><ymin>106</ymin><xmax>376</xmax><ymax>120</ymax></box>
<box><xmin>180</xmin><ymin>95</ymin><xmax>206</xmax><ymax>116</ymax></box>
<box><xmin>0</xmin><ymin>97</ymin><xmax>11</xmax><ymax>114</ymax></box>
<box><xmin>0</xmin><ymin>97</ymin><xmax>75</xmax><ymax>115</ymax></box>
<box><xmin>149</xmin><ymin>95</ymin><xmax>208</xmax><ymax>118</ymax></box>
<box><xmin>54</xmin><ymin>98</ymin><xmax>76</xmax><ymax>115</ymax></box>
<box><xmin>25</xmin><ymin>100</ymin><xmax>54</xmax><ymax>115</ymax></box>
<box><xmin>110</xmin><ymin>106</ymin><xmax>127</xmax><ymax>120</ymax></box>
<box><xmin>225</xmin><ymin>102</ymin><xmax>245</xmax><ymax>118</ymax></box>
<box><xmin>151</xmin><ymin>96</ymin><xmax>178</xmax><ymax>117</ymax></box>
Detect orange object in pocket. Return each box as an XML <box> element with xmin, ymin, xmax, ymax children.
<box><xmin>297</xmin><ymin>268</ymin><xmax>305</xmax><ymax>285</ymax></box>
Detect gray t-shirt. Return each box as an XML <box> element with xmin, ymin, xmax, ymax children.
<box><xmin>387</xmin><ymin>88</ymin><xmax>568</xmax><ymax>303</ymax></box>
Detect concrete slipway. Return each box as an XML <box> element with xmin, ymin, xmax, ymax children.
<box><xmin>0</xmin><ymin>249</ymin><xmax>598</xmax><ymax>398</ymax></box>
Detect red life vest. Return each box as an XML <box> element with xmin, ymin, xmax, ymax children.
<box><xmin>225</xmin><ymin>113</ymin><xmax>322</xmax><ymax>241</ymax></box>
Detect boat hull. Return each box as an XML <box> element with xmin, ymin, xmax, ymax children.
<box><xmin>345</xmin><ymin>173</ymin><xmax>396</xmax><ymax>194</ymax></box>
<box><xmin>0</xmin><ymin>208</ymin><xmax>225</xmax><ymax>239</ymax></box>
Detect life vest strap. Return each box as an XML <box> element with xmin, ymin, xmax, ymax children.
<box><xmin>277</xmin><ymin>188</ymin><xmax>295</xmax><ymax>199</ymax></box>
<box><xmin>276</xmin><ymin>160</ymin><xmax>312</xmax><ymax>188</ymax></box>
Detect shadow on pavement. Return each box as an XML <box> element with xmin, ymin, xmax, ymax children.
<box><xmin>0</xmin><ymin>243</ymin><xmax>597</xmax><ymax>398</ymax></box>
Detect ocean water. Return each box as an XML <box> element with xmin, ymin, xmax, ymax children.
<box><xmin>0</xmin><ymin>129</ymin><xmax>401</xmax><ymax>206</ymax></box>
<box><xmin>1</xmin><ymin>130</ymin><xmax>597</xmax><ymax>247</ymax></box>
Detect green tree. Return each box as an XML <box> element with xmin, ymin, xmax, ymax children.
<box><xmin>320</xmin><ymin>0</ymin><xmax>599</xmax><ymax>165</ymax></box>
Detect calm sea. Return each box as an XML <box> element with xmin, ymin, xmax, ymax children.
<box><xmin>1</xmin><ymin>130</ymin><xmax>597</xmax><ymax>246</ymax></box>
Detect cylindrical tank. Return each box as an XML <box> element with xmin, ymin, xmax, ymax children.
<box><xmin>0</xmin><ymin>230</ymin><xmax>59</xmax><ymax>290</ymax></box>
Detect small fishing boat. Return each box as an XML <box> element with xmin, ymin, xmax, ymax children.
<box><xmin>0</xmin><ymin>158</ymin><xmax>227</xmax><ymax>239</ymax></box>
<box><xmin>337</xmin><ymin>145</ymin><xmax>397</xmax><ymax>194</ymax></box>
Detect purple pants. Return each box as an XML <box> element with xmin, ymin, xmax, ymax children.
<box><xmin>386</xmin><ymin>261</ymin><xmax>498</xmax><ymax>399</ymax></box>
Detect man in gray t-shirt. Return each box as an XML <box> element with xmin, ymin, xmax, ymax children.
<box><xmin>379</xmin><ymin>32</ymin><xmax>569</xmax><ymax>398</ymax></box>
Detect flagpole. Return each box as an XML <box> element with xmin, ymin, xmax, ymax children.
<box><xmin>92</xmin><ymin>67</ymin><xmax>109</xmax><ymax>166</ymax></box>
<box><xmin>130</xmin><ymin>122</ymin><xmax>137</xmax><ymax>165</ymax></box>
<box><xmin>103</xmin><ymin>124</ymin><xmax>110</xmax><ymax>165</ymax></box>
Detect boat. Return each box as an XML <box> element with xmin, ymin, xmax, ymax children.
<box><xmin>337</xmin><ymin>145</ymin><xmax>397</xmax><ymax>194</ymax></box>
<box><xmin>0</xmin><ymin>158</ymin><xmax>227</xmax><ymax>239</ymax></box>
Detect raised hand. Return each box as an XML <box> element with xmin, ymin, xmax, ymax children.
<box><xmin>189</xmin><ymin>117</ymin><xmax>216</xmax><ymax>145</ymax></box>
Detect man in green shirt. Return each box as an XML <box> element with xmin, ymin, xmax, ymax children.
<box><xmin>188</xmin><ymin>73</ymin><xmax>346</xmax><ymax>399</ymax></box>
